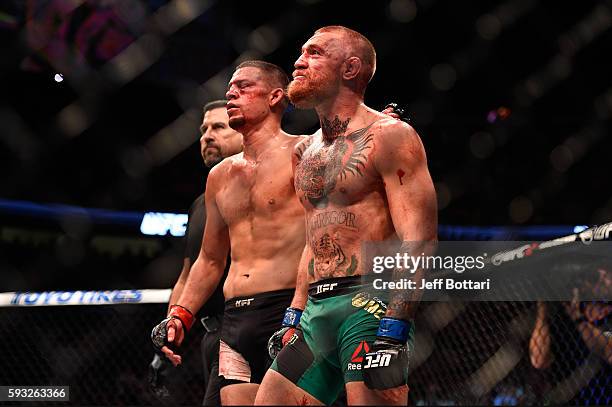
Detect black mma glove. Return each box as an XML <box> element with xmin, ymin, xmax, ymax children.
<box><xmin>363</xmin><ymin>317</ymin><xmax>411</xmax><ymax>390</ymax></box>
<box><xmin>385</xmin><ymin>102</ymin><xmax>411</xmax><ymax>123</ymax></box>
<box><xmin>267</xmin><ymin>307</ymin><xmax>302</xmax><ymax>359</ymax></box>
<box><xmin>151</xmin><ymin>305</ymin><xmax>195</xmax><ymax>352</ymax></box>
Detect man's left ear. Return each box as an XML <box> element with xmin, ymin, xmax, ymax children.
<box><xmin>343</xmin><ymin>57</ymin><xmax>362</xmax><ymax>81</ymax></box>
<box><xmin>269</xmin><ymin>88</ymin><xmax>285</xmax><ymax>108</ymax></box>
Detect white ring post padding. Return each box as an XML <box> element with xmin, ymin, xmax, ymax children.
<box><xmin>0</xmin><ymin>289</ymin><xmax>172</xmax><ymax>307</ymax></box>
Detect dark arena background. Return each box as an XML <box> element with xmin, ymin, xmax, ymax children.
<box><xmin>0</xmin><ymin>0</ymin><xmax>611</xmax><ymax>406</ymax></box>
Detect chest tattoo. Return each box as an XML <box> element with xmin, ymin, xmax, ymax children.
<box><xmin>295</xmin><ymin>124</ymin><xmax>374</xmax><ymax>208</ymax></box>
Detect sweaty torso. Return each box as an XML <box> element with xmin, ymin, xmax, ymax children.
<box><xmin>294</xmin><ymin>118</ymin><xmax>397</xmax><ymax>282</ymax></box>
<box><xmin>214</xmin><ymin>134</ymin><xmax>306</xmax><ymax>299</ymax></box>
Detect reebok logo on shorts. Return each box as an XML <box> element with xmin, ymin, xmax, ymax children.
<box><xmin>347</xmin><ymin>340</ymin><xmax>370</xmax><ymax>370</ymax></box>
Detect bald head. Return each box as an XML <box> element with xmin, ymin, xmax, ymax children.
<box><xmin>314</xmin><ymin>26</ymin><xmax>376</xmax><ymax>94</ymax></box>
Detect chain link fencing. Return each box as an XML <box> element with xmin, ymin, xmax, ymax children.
<box><xmin>0</xmin><ymin>296</ymin><xmax>609</xmax><ymax>406</ymax></box>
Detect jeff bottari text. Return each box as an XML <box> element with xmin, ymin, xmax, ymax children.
<box><xmin>373</xmin><ymin>278</ymin><xmax>491</xmax><ymax>290</ymax></box>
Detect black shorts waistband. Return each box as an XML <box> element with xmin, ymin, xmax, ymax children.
<box><xmin>224</xmin><ymin>288</ymin><xmax>294</xmax><ymax>312</ymax></box>
<box><xmin>308</xmin><ymin>276</ymin><xmax>364</xmax><ymax>299</ymax></box>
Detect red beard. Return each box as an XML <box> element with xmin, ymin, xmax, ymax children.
<box><xmin>289</xmin><ymin>71</ymin><xmax>336</xmax><ymax>108</ymax></box>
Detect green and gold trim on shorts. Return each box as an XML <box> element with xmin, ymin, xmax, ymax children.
<box><xmin>271</xmin><ymin>276</ymin><xmax>414</xmax><ymax>405</ymax></box>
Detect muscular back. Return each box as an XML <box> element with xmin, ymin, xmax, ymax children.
<box><xmin>294</xmin><ymin>113</ymin><xmax>425</xmax><ymax>282</ymax></box>
<box><xmin>209</xmin><ymin>134</ymin><xmax>306</xmax><ymax>298</ymax></box>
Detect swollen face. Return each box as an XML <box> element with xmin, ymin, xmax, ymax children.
<box><xmin>225</xmin><ymin>67</ymin><xmax>270</xmax><ymax>130</ymax></box>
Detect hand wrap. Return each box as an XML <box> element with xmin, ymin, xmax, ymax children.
<box><xmin>267</xmin><ymin>307</ymin><xmax>302</xmax><ymax>359</ymax></box>
<box><xmin>150</xmin><ymin>305</ymin><xmax>194</xmax><ymax>351</ymax></box>
<box><xmin>168</xmin><ymin>304</ymin><xmax>195</xmax><ymax>331</ymax></box>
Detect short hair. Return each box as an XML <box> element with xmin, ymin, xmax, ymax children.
<box><xmin>236</xmin><ymin>60</ymin><xmax>290</xmax><ymax>110</ymax></box>
<box><xmin>314</xmin><ymin>26</ymin><xmax>376</xmax><ymax>93</ymax></box>
<box><xmin>203</xmin><ymin>99</ymin><xmax>227</xmax><ymax>114</ymax></box>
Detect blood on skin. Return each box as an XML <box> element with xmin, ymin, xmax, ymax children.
<box><xmin>397</xmin><ymin>169</ymin><xmax>405</xmax><ymax>185</ymax></box>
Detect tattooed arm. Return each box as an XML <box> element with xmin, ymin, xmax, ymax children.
<box><xmin>291</xmin><ymin>244</ymin><xmax>312</xmax><ymax>309</ymax></box>
<box><xmin>362</xmin><ymin>121</ymin><xmax>437</xmax><ymax>394</ymax></box>
<box><xmin>374</xmin><ymin>120</ymin><xmax>438</xmax><ymax>321</ymax></box>
<box><xmin>265</xmin><ymin>138</ymin><xmax>313</xmax><ymax>360</ymax></box>
<box><xmin>291</xmin><ymin>136</ymin><xmax>314</xmax><ymax>309</ymax></box>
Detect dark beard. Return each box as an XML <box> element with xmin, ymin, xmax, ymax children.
<box><xmin>204</xmin><ymin>150</ymin><xmax>223</xmax><ymax>167</ymax></box>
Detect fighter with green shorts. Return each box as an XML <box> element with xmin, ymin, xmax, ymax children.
<box><xmin>270</xmin><ymin>276</ymin><xmax>415</xmax><ymax>405</ymax></box>
<box><xmin>255</xmin><ymin>25</ymin><xmax>437</xmax><ymax>406</ymax></box>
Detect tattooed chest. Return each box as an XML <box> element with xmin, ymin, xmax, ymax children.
<box><xmin>295</xmin><ymin>128</ymin><xmax>375</xmax><ymax>209</ymax></box>
<box><xmin>295</xmin><ymin>142</ymin><xmax>346</xmax><ymax>208</ymax></box>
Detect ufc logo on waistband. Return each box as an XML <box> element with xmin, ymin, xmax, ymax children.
<box><xmin>363</xmin><ymin>353</ymin><xmax>391</xmax><ymax>369</ymax></box>
<box><xmin>235</xmin><ymin>298</ymin><xmax>254</xmax><ymax>307</ymax></box>
<box><xmin>315</xmin><ymin>283</ymin><xmax>338</xmax><ymax>294</ymax></box>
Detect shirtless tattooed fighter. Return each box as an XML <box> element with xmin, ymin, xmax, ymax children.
<box><xmin>297</xmin><ymin>123</ymin><xmax>374</xmax><ymax>279</ymax></box>
<box><xmin>256</xmin><ymin>26</ymin><xmax>437</xmax><ymax>406</ymax></box>
<box><xmin>150</xmin><ymin>59</ymin><xmax>406</xmax><ymax>406</ymax></box>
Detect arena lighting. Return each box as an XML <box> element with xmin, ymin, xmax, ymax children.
<box><xmin>0</xmin><ymin>199</ymin><xmax>591</xmax><ymax>239</ymax></box>
<box><xmin>54</xmin><ymin>0</ymin><xmax>215</xmax><ymax>138</ymax></box>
